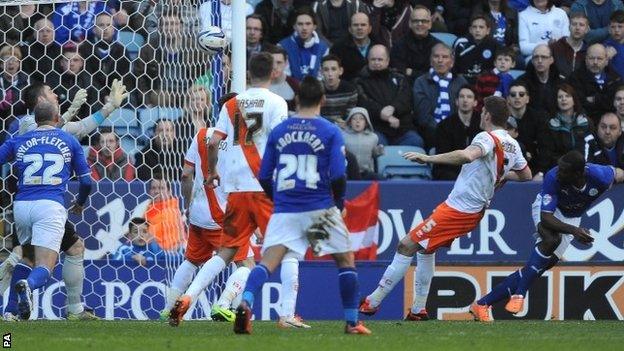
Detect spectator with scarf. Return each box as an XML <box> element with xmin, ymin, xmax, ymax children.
<box><xmin>413</xmin><ymin>43</ymin><xmax>469</xmax><ymax>148</ymax></box>
<box><xmin>279</xmin><ymin>7</ymin><xmax>329</xmax><ymax>80</ymax></box>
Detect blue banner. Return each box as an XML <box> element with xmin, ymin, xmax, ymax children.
<box><xmin>68</xmin><ymin>181</ymin><xmax>624</xmax><ymax>263</ymax></box>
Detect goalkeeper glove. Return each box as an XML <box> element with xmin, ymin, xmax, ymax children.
<box><xmin>101</xmin><ymin>78</ymin><xmax>129</xmax><ymax>116</ymax></box>
<box><xmin>59</xmin><ymin>88</ymin><xmax>88</xmax><ymax>126</ymax></box>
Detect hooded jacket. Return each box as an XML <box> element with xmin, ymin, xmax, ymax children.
<box><xmin>342</xmin><ymin>107</ymin><xmax>379</xmax><ymax>173</ymax></box>
<box><xmin>536</xmin><ymin>112</ymin><xmax>592</xmax><ymax>172</ymax></box>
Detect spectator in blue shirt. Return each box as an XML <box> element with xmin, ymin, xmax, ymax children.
<box><xmin>111</xmin><ymin>217</ymin><xmax>166</xmax><ymax>265</ymax></box>
<box><xmin>52</xmin><ymin>0</ymin><xmax>109</xmax><ymax>45</ymax></box>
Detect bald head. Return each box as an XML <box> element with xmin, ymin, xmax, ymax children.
<box><xmin>34</xmin><ymin>101</ymin><xmax>59</xmax><ymax>125</ymax></box>
<box><xmin>586</xmin><ymin>43</ymin><xmax>609</xmax><ymax>74</ymax></box>
<box><xmin>349</xmin><ymin>12</ymin><xmax>372</xmax><ymax>41</ymax></box>
<box><xmin>367</xmin><ymin>44</ymin><xmax>390</xmax><ymax>71</ymax></box>
<box><xmin>531</xmin><ymin>44</ymin><xmax>553</xmax><ymax>74</ymax></box>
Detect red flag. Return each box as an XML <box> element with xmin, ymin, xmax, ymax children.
<box><xmin>305</xmin><ymin>182</ymin><xmax>380</xmax><ymax>260</ymax></box>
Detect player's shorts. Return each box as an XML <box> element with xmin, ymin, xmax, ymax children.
<box><xmin>262</xmin><ymin>207</ymin><xmax>351</xmax><ymax>259</ymax></box>
<box><xmin>13</xmin><ymin>200</ymin><xmax>67</xmax><ymax>253</ymax></box>
<box><xmin>408</xmin><ymin>202</ymin><xmax>484</xmax><ymax>254</ymax></box>
<box><xmin>221</xmin><ymin>191</ymin><xmax>272</xmax><ymax>249</ymax></box>
<box><xmin>184</xmin><ymin>224</ymin><xmax>253</xmax><ymax>264</ymax></box>
<box><xmin>531</xmin><ymin>194</ymin><xmax>579</xmax><ymax>259</ymax></box>
<box><xmin>11</xmin><ymin>221</ymin><xmax>80</xmax><ymax>253</ymax></box>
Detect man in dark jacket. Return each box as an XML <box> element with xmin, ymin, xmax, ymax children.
<box><xmin>390</xmin><ymin>5</ymin><xmax>441</xmax><ymax>80</ymax></box>
<box><xmin>355</xmin><ymin>44</ymin><xmax>424</xmax><ymax>147</ymax></box>
<box><xmin>312</xmin><ymin>0</ymin><xmax>369</xmax><ymax>44</ymax></box>
<box><xmin>135</xmin><ymin>119</ymin><xmax>184</xmax><ymax>181</ymax></box>
<box><xmin>330</xmin><ymin>12</ymin><xmax>379</xmax><ymax>81</ymax></box>
<box><xmin>516</xmin><ymin>44</ymin><xmax>565</xmax><ymax>115</ymax></box>
<box><xmin>413</xmin><ymin>43</ymin><xmax>469</xmax><ymax>147</ymax></box>
<box><xmin>254</xmin><ymin>0</ymin><xmax>304</xmax><ymax>44</ymax></box>
<box><xmin>549</xmin><ymin>12</ymin><xmax>589</xmax><ymax>79</ymax></box>
<box><xmin>569</xmin><ymin>43</ymin><xmax>622</xmax><ymax>123</ymax></box>
<box><xmin>585</xmin><ymin>112</ymin><xmax>624</xmax><ymax>167</ymax></box>
<box><xmin>433</xmin><ymin>86</ymin><xmax>481</xmax><ymax>180</ymax></box>
<box><xmin>506</xmin><ymin>81</ymin><xmax>547</xmax><ymax>172</ymax></box>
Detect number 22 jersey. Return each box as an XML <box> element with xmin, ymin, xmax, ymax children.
<box><xmin>259</xmin><ymin>116</ymin><xmax>347</xmax><ymax>213</ymax></box>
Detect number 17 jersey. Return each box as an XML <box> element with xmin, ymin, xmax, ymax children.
<box><xmin>259</xmin><ymin>116</ymin><xmax>347</xmax><ymax>213</ymax></box>
<box><xmin>214</xmin><ymin>87</ymin><xmax>288</xmax><ymax>193</ymax></box>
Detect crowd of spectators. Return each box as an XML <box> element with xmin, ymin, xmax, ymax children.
<box><xmin>3</xmin><ymin>0</ymin><xmax>624</xmax><ymax>187</ymax></box>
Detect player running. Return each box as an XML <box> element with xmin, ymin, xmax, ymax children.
<box><xmin>0</xmin><ymin>101</ymin><xmax>93</xmax><ymax>320</ymax></box>
<box><xmin>359</xmin><ymin>96</ymin><xmax>533</xmax><ymax>318</ymax></box>
<box><xmin>169</xmin><ymin>52</ymin><xmax>309</xmax><ymax>327</ymax></box>
<box><xmin>233</xmin><ymin>76</ymin><xmax>370</xmax><ymax>335</ymax></box>
<box><xmin>0</xmin><ymin>79</ymin><xmax>127</xmax><ymax>321</ymax></box>
<box><xmin>471</xmin><ymin>151</ymin><xmax>624</xmax><ymax>321</ymax></box>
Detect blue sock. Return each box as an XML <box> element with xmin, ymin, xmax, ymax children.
<box><xmin>241</xmin><ymin>264</ymin><xmax>270</xmax><ymax>307</ymax></box>
<box><xmin>338</xmin><ymin>267</ymin><xmax>359</xmax><ymax>327</ymax></box>
<box><xmin>514</xmin><ymin>247</ymin><xmax>551</xmax><ymax>297</ymax></box>
<box><xmin>26</xmin><ymin>266</ymin><xmax>51</xmax><ymax>291</ymax></box>
<box><xmin>5</xmin><ymin>263</ymin><xmax>32</xmax><ymax>314</ymax></box>
<box><xmin>478</xmin><ymin>270</ymin><xmax>520</xmax><ymax>306</ymax></box>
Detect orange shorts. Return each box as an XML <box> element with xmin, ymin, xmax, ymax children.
<box><xmin>408</xmin><ymin>202</ymin><xmax>484</xmax><ymax>254</ymax></box>
<box><xmin>221</xmin><ymin>191</ymin><xmax>272</xmax><ymax>250</ymax></box>
<box><xmin>185</xmin><ymin>224</ymin><xmax>250</xmax><ymax>264</ymax></box>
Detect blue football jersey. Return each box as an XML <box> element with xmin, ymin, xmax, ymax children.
<box><xmin>540</xmin><ymin>163</ymin><xmax>615</xmax><ymax>218</ymax></box>
<box><xmin>0</xmin><ymin>128</ymin><xmax>91</xmax><ymax>205</ymax></box>
<box><xmin>259</xmin><ymin>116</ymin><xmax>346</xmax><ymax>213</ymax></box>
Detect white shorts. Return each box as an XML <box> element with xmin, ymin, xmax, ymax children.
<box><xmin>262</xmin><ymin>207</ymin><xmax>351</xmax><ymax>259</ymax></box>
<box><xmin>531</xmin><ymin>195</ymin><xmax>580</xmax><ymax>259</ymax></box>
<box><xmin>14</xmin><ymin>200</ymin><xmax>67</xmax><ymax>253</ymax></box>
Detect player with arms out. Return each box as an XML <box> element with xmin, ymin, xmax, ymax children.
<box><xmin>359</xmin><ymin>96</ymin><xmax>533</xmax><ymax>318</ymax></box>
<box><xmin>169</xmin><ymin>52</ymin><xmax>301</xmax><ymax>326</ymax></box>
<box><xmin>471</xmin><ymin>151</ymin><xmax>624</xmax><ymax>321</ymax></box>
<box><xmin>0</xmin><ymin>79</ymin><xmax>127</xmax><ymax>321</ymax></box>
<box><xmin>233</xmin><ymin>76</ymin><xmax>370</xmax><ymax>335</ymax></box>
<box><xmin>0</xmin><ymin>102</ymin><xmax>92</xmax><ymax>320</ymax></box>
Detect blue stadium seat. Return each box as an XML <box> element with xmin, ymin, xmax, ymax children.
<box><xmin>117</xmin><ymin>31</ymin><xmax>145</xmax><ymax>59</ymax></box>
<box><xmin>138</xmin><ymin>107</ymin><xmax>184</xmax><ymax>137</ymax></box>
<box><xmin>509</xmin><ymin>69</ymin><xmax>525</xmax><ymax>80</ymax></box>
<box><xmin>431</xmin><ymin>32</ymin><xmax>458</xmax><ymax>47</ymax></box>
<box><xmin>101</xmin><ymin>108</ymin><xmax>140</xmax><ymax>136</ymax></box>
<box><xmin>377</xmin><ymin>146</ymin><xmax>432</xmax><ymax>180</ymax></box>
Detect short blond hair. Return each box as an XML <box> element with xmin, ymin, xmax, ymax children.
<box><xmin>0</xmin><ymin>45</ymin><xmax>22</xmax><ymax>60</ymax></box>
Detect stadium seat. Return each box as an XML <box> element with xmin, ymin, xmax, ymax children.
<box><xmin>509</xmin><ymin>69</ymin><xmax>525</xmax><ymax>80</ymax></box>
<box><xmin>431</xmin><ymin>32</ymin><xmax>458</xmax><ymax>47</ymax></box>
<box><xmin>117</xmin><ymin>31</ymin><xmax>145</xmax><ymax>59</ymax></box>
<box><xmin>377</xmin><ymin>146</ymin><xmax>432</xmax><ymax>180</ymax></box>
<box><xmin>138</xmin><ymin>107</ymin><xmax>184</xmax><ymax>137</ymax></box>
<box><xmin>101</xmin><ymin>108</ymin><xmax>140</xmax><ymax>136</ymax></box>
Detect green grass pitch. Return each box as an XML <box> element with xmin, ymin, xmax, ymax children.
<box><xmin>3</xmin><ymin>320</ymin><xmax>624</xmax><ymax>351</ymax></box>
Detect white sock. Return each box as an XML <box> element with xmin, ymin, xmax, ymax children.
<box><xmin>166</xmin><ymin>260</ymin><xmax>197</xmax><ymax>310</ymax></box>
<box><xmin>63</xmin><ymin>254</ymin><xmax>85</xmax><ymax>314</ymax></box>
<box><xmin>279</xmin><ymin>257</ymin><xmax>299</xmax><ymax>318</ymax></box>
<box><xmin>368</xmin><ymin>252</ymin><xmax>412</xmax><ymax>308</ymax></box>
<box><xmin>216</xmin><ymin>266</ymin><xmax>250</xmax><ymax>309</ymax></box>
<box><xmin>185</xmin><ymin>255</ymin><xmax>226</xmax><ymax>300</ymax></box>
<box><xmin>412</xmin><ymin>252</ymin><xmax>435</xmax><ymax>313</ymax></box>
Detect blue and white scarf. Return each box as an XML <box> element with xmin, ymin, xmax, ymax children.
<box><xmin>595</xmin><ymin>73</ymin><xmax>606</xmax><ymax>89</ymax></box>
<box><xmin>431</xmin><ymin>68</ymin><xmax>452</xmax><ymax>123</ymax></box>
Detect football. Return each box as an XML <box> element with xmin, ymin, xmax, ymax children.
<box><xmin>197</xmin><ymin>26</ymin><xmax>227</xmax><ymax>55</ymax></box>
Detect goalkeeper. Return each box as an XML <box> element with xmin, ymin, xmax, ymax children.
<box><xmin>0</xmin><ymin>79</ymin><xmax>128</xmax><ymax>321</ymax></box>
